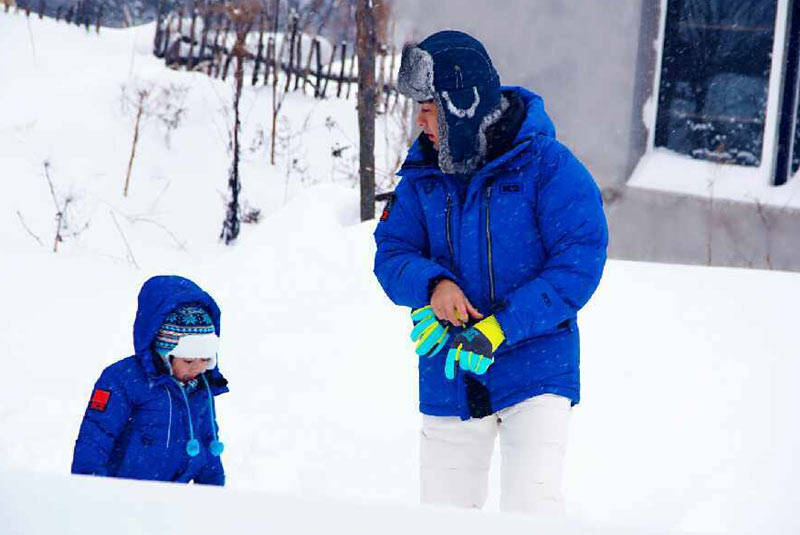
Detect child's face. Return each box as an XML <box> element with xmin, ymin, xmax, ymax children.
<box><xmin>171</xmin><ymin>358</ymin><xmax>211</xmax><ymax>382</ymax></box>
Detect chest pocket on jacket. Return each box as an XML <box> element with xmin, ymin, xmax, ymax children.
<box><xmin>486</xmin><ymin>176</ymin><xmax>543</xmax><ymax>298</ymax></box>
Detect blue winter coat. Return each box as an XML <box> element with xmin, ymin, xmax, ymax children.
<box><xmin>374</xmin><ymin>86</ymin><xmax>608</xmax><ymax>419</ymax></box>
<box><xmin>71</xmin><ymin>276</ymin><xmax>229</xmax><ymax>485</ymax></box>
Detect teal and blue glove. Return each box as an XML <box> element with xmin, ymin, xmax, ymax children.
<box><xmin>410</xmin><ymin>305</ymin><xmax>451</xmax><ymax>358</ymax></box>
<box><xmin>445</xmin><ymin>315</ymin><xmax>506</xmax><ymax>379</ymax></box>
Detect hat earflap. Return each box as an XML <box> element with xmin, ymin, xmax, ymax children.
<box><xmin>397</xmin><ymin>43</ymin><xmax>436</xmax><ymax>102</ymax></box>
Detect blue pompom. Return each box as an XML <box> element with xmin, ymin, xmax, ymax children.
<box><xmin>209</xmin><ymin>440</ymin><xmax>224</xmax><ymax>456</ymax></box>
<box><xmin>186</xmin><ymin>438</ymin><xmax>200</xmax><ymax>457</ymax></box>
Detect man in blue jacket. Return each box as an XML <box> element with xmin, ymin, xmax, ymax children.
<box><xmin>374</xmin><ymin>31</ymin><xmax>608</xmax><ymax>514</ymax></box>
<box><xmin>71</xmin><ymin>275</ymin><xmax>228</xmax><ymax>485</ymax></box>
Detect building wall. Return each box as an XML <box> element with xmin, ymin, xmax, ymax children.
<box><xmin>395</xmin><ymin>0</ymin><xmax>642</xmax><ymax>189</ymax></box>
<box><xmin>394</xmin><ymin>0</ymin><xmax>800</xmax><ymax>272</ymax></box>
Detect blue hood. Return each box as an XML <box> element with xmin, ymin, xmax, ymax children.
<box><xmin>507</xmin><ymin>85</ymin><xmax>556</xmax><ymax>141</ymax></box>
<box><xmin>400</xmin><ymin>86</ymin><xmax>555</xmax><ymax>175</ymax></box>
<box><xmin>133</xmin><ymin>276</ymin><xmax>225</xmax><ymax>385</ymax></box>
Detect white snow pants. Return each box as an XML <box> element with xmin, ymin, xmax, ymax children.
<box><xmin>420</xmin><ymin>394</ymin><xmax>571</xmax><ymax>515</ymax></box>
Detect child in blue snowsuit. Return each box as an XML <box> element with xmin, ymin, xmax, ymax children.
<box><xmin>71</xmin><ymin>275</ymin><xmax>228</xmax><ymax>485</ymax></box>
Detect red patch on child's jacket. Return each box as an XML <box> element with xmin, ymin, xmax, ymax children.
<box><xmin>89</xmin><ymin>389</ymin><xmax>111</xmax><ymax>412</ymax></box>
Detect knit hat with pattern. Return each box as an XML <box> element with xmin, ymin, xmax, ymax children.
<box><xmin>154</xmin><ymin>305</ymin><xmax>218</xmax><ymax>370</ymax></box>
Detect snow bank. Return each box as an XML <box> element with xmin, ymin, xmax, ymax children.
<box><xmin>2</xmin><ymin>469</ymin><xmax>598</xmax><ymax>535</ymax></box>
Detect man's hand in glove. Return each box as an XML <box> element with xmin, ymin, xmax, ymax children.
<box><xmin>445</xmin><ymin>316</ymin><xmax>506</xmax><ymax>379</ymax></box>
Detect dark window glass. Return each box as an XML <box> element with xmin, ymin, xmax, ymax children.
<box><xmin>655</xmin><ymin>1</ymin><xmax>778</xmax><ymax>167</ymax></box>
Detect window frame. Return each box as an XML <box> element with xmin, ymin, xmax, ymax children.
<box><xmin>637</xmin><ymin>0</ymin><xmax>792</xmax><ymax>194</ymax></box>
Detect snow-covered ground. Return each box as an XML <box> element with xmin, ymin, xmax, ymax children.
<box><xmin>2</xmin><ymin>11</ymin><xmax>800</xmax><ymax>535</ymax></box>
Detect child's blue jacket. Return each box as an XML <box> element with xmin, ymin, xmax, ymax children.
<box><xmin>71</xmin><ymin>276</ymin><xmax>229</xmax><ymax>484</ymax></box>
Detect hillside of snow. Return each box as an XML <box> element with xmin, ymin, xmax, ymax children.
<box><xmin>2</xmin><ymin>12</ymin><xmax>800</xmax><ymax>535</ymax></box>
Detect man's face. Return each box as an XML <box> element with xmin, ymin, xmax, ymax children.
<box><xmin>416</xmin><ymin>100</ymin><xmax>439</xmax><ymax>150</ymax></box>
<box><xmin>171</xmin><ymin>357</ymin><xmax>210</xmax><ymax>382</ymax></box>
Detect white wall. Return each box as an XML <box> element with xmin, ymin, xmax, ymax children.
<box><xmin>393</xmin><ymin>0</ymin><xmax>644</xmax><ymax>188</ymax></box>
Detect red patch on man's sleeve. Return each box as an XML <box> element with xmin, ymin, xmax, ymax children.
<box><xmin>89</xmin><ymin>389</ymin><xmax>111</xmax><ymax>412</ymax></box>
<box><xmin>379</xmin><ymin>193</ymin><xmax>396</xmax><ymax>222</ymax></box>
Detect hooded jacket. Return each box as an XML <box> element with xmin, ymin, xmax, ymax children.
<box><xmin>374</xmin><ymin>87</ymin><xmax>608</xmax><ymax>419</ymax></box>
<box><xmin>71</xmin><ymin>276</ymin><xmax>229</xmax><ymax>484</ymax></box>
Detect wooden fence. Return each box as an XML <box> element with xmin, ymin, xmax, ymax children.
<box><xmin>153</xmin><ymin>6</ymin><xmax>401</xmax><ymax>106</ymax></box>
<box><xmin>2</xmin><ymin>0</ymin><xmax>104</xmax><ymax>31</ymax></box>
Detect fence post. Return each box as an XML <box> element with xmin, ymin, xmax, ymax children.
<box><xmin>153</xmin><ymin>1</ymin><xmax>164</xmax><ymax>57</ymax></box>
<box><xmin>216</xmin><ymin>16</ymin><xmax>231</xmax><ymax>78</ymax></box>
<box><xmin>293</xmin><ymin>34</ymin><xmax>303</xmax><ymax>91</ymax></box>
<box><xmin>321</xmin><ymin>43</ymin><xmax>337</xmax><ymax>97</ymax></box>
<box><xmin>208</xmin><ymin>13</ymin><xmax>222</xmax><ymax>76</ymax></box>
<box><xmin>300</xmin><ymin>35</ymin><xmax>314</xmax><ymax>94</ymax></box>
<box><xmin>186</xmin><ymin>4</ymin><xmax>198</xmax><ymax>70</ymax></box>
<box><xmin>252</xmin><ymin>13</ymin><xmax>265</xmax><ymax>85</ymax></box>
<box><xmin>346</xmin><ymin>44</ymin><xmax>356</xmax><ymax>99</ymax></box>
<box><xmin>197</xmin><ymin>7</ymin><xmax>211</xmax><ymax>70</ymax></box>
<box><xmin>265</xmin><ymin>35</ymin><xmax>275</xmax><ymax>85</ymax></box>
<box><xmin>163</xmin><ymin>13</ymin><xmax>174</xmax><ymax>61</ymax></box>
<box><xmin>337</xmin><ymin>41</ymin><xmax>347</xmax><ymax>98</ymax></box>
<box><xmin>314</xmin><ymin>38</ymin><xmax>323</xmax><ymax>98</ymax></box>
<box><xmin>221</xmin><ymin>10</ymin><xmax>238</xmax><ymax>81</ymax></box>
<box><xmin>284</xmin><ymin>12</ymin><xmax>298</xmax><ymax>92</ymax></box>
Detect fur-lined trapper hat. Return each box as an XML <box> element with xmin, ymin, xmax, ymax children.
<box><xmin>397</xmin><ymin>30</ymin><xmax>507</xmax><ymax>174</ymax></box>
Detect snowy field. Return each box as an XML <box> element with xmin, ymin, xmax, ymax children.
<box><xmin>2</xmin><ymin>12</ymin><xmax>800</xmax><ymax>535</ymax></box>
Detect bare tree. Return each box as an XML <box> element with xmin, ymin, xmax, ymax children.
<box><xmin>356</xmin><ymin>0</ymin><xmax>378</xmax><ymax>221</ymax></box>
<box><xmin>121</xmin><ymin>82</ymin><xmax>188</xmax><ymax>196</ymax></box>
<box><xmin>221</xmin><ymin>0</ymin><xmax>258</xmax><ymax>244</ymax></box>
<box><xmin>42</xmin><ymin>161</ymin><xmax>89</xmax><ymax>252</ymax></box>
<box><xmin>124</xmin><ymin>86</ymin><xmax>148</xmax><ymax>197</ymax></box>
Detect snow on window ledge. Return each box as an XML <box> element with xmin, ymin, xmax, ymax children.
<box><xmin>627</xmin><ymin>148</ymin><xmax>800</xmax><ymax>210</ymax></box>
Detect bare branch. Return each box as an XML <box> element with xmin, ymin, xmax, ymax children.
<box><xmin>126</xmin><ymin>215</ymin><xmax>188</xmax><ymax>251</ymax></box>
<box><xmin>16</xmin><ymin>210</ymin><xmax>44</xmax><ymax>247</ymax></box>
<box><xmin>110</xmin><ymin>210</ymin><xmax>139</xmax><ymax>269</ymax></box>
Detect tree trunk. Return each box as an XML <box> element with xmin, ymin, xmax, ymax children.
<box><xmin>356</xmin><ymin>0</ymin><xmax>377</xmax><ymax>222</ymax></box>
<box><xmin>222</xmin><ymin>41</ymin><xmax>244</xmax><ymax>244</ymax></box>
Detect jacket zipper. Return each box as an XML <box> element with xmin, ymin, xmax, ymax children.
<box><xmin>445</xmin><ymin>193</ymin><xmax>455</xmax><ymax>271</ymax></box>
<box><xmin>485</xmin><ymin>186</ymin><xmax>496</xmax><ymax>304</ymax></box>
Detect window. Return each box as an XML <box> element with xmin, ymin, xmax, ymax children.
<box><xmin>649</xmin><ymin>0</ymin><xmax>800</xmax><ymax>188</ymax></box>
<box><xmin>654</xmin><ymin>1</ymin><xmax>779</xmax><ymax>168</ymax></box>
